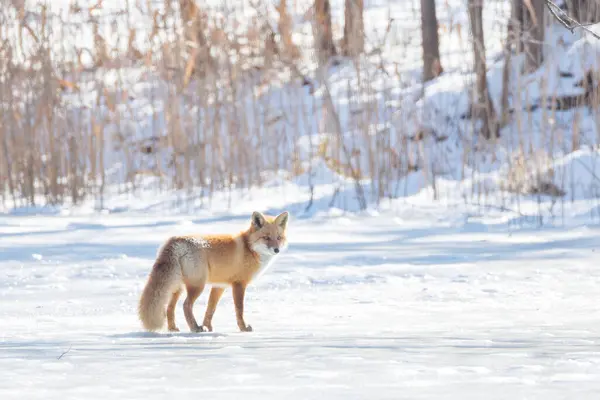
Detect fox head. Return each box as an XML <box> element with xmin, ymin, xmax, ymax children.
<box><xmin>248</xmin><ymin>211</ymin><xmax>289</xmax><ymax>257</ymax></box>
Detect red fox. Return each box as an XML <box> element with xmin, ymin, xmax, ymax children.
<box><xmin>138</xmin><ymin>211</ymin><xmax>289</xmax><ymax>333</ymax></box>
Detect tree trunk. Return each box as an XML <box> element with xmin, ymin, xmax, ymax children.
<box><xmin>468</xmin><ymin>0</ymin><xmax>498</xmax><ymax>139</ymax></box>
<box><xmin>522</xmin><ymin>0</ymin><xmax>545</xmax><ymax>72</ymax></box>
<box><xmin>276</xmin><ymin>0</ymin><xmax>301</xmax><ymax>60</ymax></box>
<box><xmin>313</xmin><ymin>0</ymin><xmax>336</xmax><ymax>66</ymax></box>
<box><xmin>565</xmin><ymin>0</ymin><xmax>600</xmax><ymax>24</ymax></box>
<box><xmin>179</xmin><ymin>0</ymin><xmax>214</xmax><ymax>79</ymax></box>
<box><xmin>500</xmin><ymin>0</ymin><xmax>522</xmax><ymax>127</ymax></box>
<box><xmin>499</xmin><ymin>32</ymin><xmax>513</xmax><ymax>128</ymax></box>
<box><xmin>342</xmin><ymin>0</ymin><xmax>365</xmax><ymax>57</ymax></box>
<box><xmin>512</xmin><ymin>0</ymin><xmax>523</xmax><ymax>53</ymax></box>
<box><xmin>420</xmin><ymin>0</ymin><xmax>443</xmax><ymax>81</ymax></box>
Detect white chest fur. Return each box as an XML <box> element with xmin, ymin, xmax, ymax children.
<box><xmin>250</xmin><ymin>241</ymin><xmax>286</xmax><ymax>281</ymax></box>
<box><xmin>253</xmin><ymin>253</ymin><xmax>277</xmax><ymax>281</ymax></box>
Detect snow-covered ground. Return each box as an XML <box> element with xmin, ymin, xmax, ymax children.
<box><xmin>3</xmin><ymin>1</ymin><xmax>600</xmax><ymax>397</ymax></box>
<box><xmin>2</xmin><ymin>209</ymin><xmax>600</xmax><ymax>399</ymax></box>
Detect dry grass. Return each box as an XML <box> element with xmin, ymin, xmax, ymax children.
<box><xmin>0</xmin><ymin>0</ymin><xmax>598</xmax><ymax>218</ymax></box>
<box><xmin>0</xmin><ymin>0</ymin><xmax>398</xmax><ymax>211</ymax></box>
<box><xmin>501</xmin><ymin>149</ymin><xmax>565</xmax><ymax>197</ymax></box>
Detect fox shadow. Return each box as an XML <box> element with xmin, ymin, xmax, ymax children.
<box><xmin>108</xmin><ymin>331</ymin><xmax>228</xmax><ymax>340</ymax></box>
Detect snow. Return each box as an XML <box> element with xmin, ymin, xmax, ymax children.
<box><xmin>2</xmin><ymin>210</ymin><xmax>600</xmax><ymax>399</ymax></box>
<box><xmin>4</xmin><ymin>0</ymin><xmax>600</xmax><ymax>396</ymax></box>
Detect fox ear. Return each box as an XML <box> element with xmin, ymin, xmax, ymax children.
<box><xmin>274</xmin><ymin>211</ymin><xmax>289</xmax><ymax>230</ymax></box>
<box><xmin>252</xmin><ymin>211</ymin><xmax>266</xmax><ymax>229</ymax></box>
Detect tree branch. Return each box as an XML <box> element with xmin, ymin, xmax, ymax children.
<box><xmin>545</xmin><ymin>0</ymin><xmax>600</xmax><ymax>39</ymax></box>
<box><xmin>57</xmin><ymin>345</ymin><xmax>72</xmax><ymax>360</ymax></box>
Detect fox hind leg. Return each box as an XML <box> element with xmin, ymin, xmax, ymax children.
<box><xmin>202</xmin><ymin>287</ymin><xmax>225</xmax><ymax>332</ymax></box>
<box><xmin>167</xmin><ymin>288</ymin><xmax>182</xmax><ymax>332</ymax></box>
<box><xmin>184</xmin><ymin>282</ymin><xmax>206</xmax><ymax>332</ymax></box>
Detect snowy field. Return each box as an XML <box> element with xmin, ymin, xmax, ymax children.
<box><xmin>4</xmin><ymin>0</ymin><xmax>600</xmax><ymax>397</ymax></box>
<box><xmin>2</xmin><ymin>210</ymin><xmax>600</xmax><ymax>399</ymax></box>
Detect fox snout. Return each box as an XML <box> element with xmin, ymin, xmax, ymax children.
<box><xmin>264</xmin><ymin>240</ymin><xmax>282</xmax><ymax>254</ymax></box>
<box><xmin>253</xmin><ymin>241</ymin><xmax>282</xmax><ymax>256</ymax></box>
<box><xmin>254</xmin><ymin>237</ymin><xmax>286</xmax><ymax>256</ymax></box>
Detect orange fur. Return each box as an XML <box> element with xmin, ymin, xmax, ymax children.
<box><xmin>138</xmin><ymin>211</ymin><xmax>289</xmax><ymax>332</ymax></box>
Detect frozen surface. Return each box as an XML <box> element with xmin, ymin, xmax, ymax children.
<box><xmin>2</xmin><ymin>211</ymin><xmax>600</xmax><ymax>399</ymax></box>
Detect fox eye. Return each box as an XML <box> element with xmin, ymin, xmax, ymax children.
<box><xmin>263</xmin><ymin>236</ymin><xmax>270</xmax><ymax>240</ymax></box>
<box><xmin>277</xmin><ymin>235</ymin><xmax>282</xmax><ymax>240</ymax></box>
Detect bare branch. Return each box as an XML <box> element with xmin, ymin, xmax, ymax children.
<box><xmin>57</xmin><ymin>345</ymin><xmax>72</xmax><ymax>360</ymax></box>
<box><xmin>545</xmin><ymin>0</ymin><xmax>600</xmax><ymax>39</ymax></box>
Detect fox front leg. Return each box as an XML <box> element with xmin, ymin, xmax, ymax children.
<box><xmin>232</xmin><ymin>282</ymin><xmax>252</xmax><ymax>332</ymax></box>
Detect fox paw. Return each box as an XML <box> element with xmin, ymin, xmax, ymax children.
<box><xmin>201</xmin><ymin>324</ymin><xmax>213</xmax><ymax>332</ymax></box>
<box><xmin>239</xmin><ymin>324</ymin><xmax>253</xmax><ymax>332</ymax></box>
<box><xmin>191</xmin><ymin>325</ymin><xmax>209</xmax><ymax>333</ymax></box>
<box><xmin>168</xmin><ymin>326</ymin><xmax>180</xmax><ymax>332</ymax></box>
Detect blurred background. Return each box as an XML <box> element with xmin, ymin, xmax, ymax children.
<box><xmin>1</xmin><ymin>0</ymin><xmax>599</xmax><ymax>224</ymax></box>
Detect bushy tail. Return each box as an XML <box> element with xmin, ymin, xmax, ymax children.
<box><xmin>138</xmin><ymin>256</ymin><xmax>179</xmax><ymax>331</ymax></box>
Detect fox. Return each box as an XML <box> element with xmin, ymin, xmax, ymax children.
<box><xmin>138</xmin><ymin>210</ymin><xmax>289</xmax><ymax>333</ymax></box>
